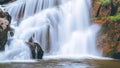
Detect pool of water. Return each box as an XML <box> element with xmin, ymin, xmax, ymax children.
<box><xmin>0</xmin><ymin>58</ymin><xmax>120</xmax><ymax>68</ymax></box>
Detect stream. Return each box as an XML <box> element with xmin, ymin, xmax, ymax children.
<box><xmin>0</xmin><ymin>58</ymin><xmax>120</xmax><ymax>68</ymax></box>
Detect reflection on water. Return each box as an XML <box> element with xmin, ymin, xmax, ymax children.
<box><xmin>0</xmin><ymin>59</ymin><xmax>120</xmax><ymax>68</ymax></box>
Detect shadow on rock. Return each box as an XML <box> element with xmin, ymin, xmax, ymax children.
<box><xmin>112</xmin><ymin>53</ymin><xmax>120</xmax><ymax>59</ymax></box>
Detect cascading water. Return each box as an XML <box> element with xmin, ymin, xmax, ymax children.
<box><xmin>58</xmin><ymin>0</ymin><xmax>101</xmax><ymax>57</ymax></box>
<box><xmin>0</xmin><ymin>0</ymin><xmax>101</xmax><ymax>60</ymax></box>
<box><xmin>0</xmin><ymin>0</ymin><xmax>61</xmax><ymax>61</ymax></box>
<box><xmin>4</xmin><ymin>0</ymin><xmax>62</xmax><ymax>26</ymax></box>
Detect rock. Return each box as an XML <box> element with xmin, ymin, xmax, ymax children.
<box><xmin>0</xmin><ymin>9</ymin><xmax>11</xmax><ymax>51</ymax></box>
<box><xmin>27</xmin><ymin>42</ymin><xmax>44</xmax><ymax>59</ymax></box>
<box><xmin>0</xmin><ymin>18</ymin><xmax>9</xmax><ymax>31</ymax></box>
<box><xmin>92</xmin><ymin>1</ymin><xmax>101</xmax><ymax>17</ymax></box>
<box><xmin>0</xmin><ymin>30</ymin><xmax>7</xmax><ymax>51</ymax></box>
<box><xmin>96</xmin><ymin>20</ymin><xmax>120</xmax><ymax>57</ymax></box>
<box><xmin>0</xmin><ymin>9</ymin><xmax>11</xmax><ymax>25</ymax></box>
<box><xmin>117</xmin><ymin>37</ymin><xmax>120</xmax><ymax>41</ymax></box>
<box><xmin>93</xmin><ymin>0</ymin><xmax>120</xmax><ymax>17</ymax></box>
<box><xmin>112</xmin><ymin>53</ymin><xmax>120</xmax><ymax>59</ymax></box>
<box><xmin>0</xmin><ymin>0</ymin><xmax>10</xmax><ymax>4</ymax></box>
<box><xmin>93</xmin><ymin>0</ymin><xmax>120</xmax><ymax>58</ymax></box>
<box><xmin>0</xmin><ymin>0</ymin><xmax>16</xmax><ymax>4</ymax></box>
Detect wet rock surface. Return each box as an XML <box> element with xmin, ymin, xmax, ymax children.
<box><xmin>0</xmin><ymin>0</ymin><xmax>16</xmax><ymax>4</ymax></box>
<box><xmin>27</xmin><ymin>42</ymin><xmax>44</xmax><ymax>59</ymax></box>
<box><xmin>0</xmin><ymin>9</ymin><xmax>11</xmax><ymax>51</ymax></box>
<box><xmin>0</xmin><ymin>0</ymin><xmax>9</xmax><ymax>4</ymax></box>
<box><xmin>112</xmin><ymin>53</ymin><xmax>120</xmax><ymax>59</ymax></box>
<box><xmin>93</xmin><ymin>0</ymin><xmax>120</xmax><ymax>59</ymax></box>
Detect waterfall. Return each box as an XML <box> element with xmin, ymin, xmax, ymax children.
<box><xmin>58</xmin><ymin>0</ymin><xmax>101</xmax><ymax>57</ymax></box>
<box><xmin>0</xmin><ymin>0</ymin><xmax>101</xmax><ymax>60</ymax></box>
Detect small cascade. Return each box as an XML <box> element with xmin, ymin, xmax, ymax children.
<box><xmin>13</xmin><ymin>7</ymin><xmax>63</xmax><ymax>54</ymax></box>
<box><xmin>58</xmin><ymin>0</ymin><xmax>101</xmax><ymax>57</ymax></box>
<box><xmin>0</xmin><ymin>39</ymin><xmax>31</xmax><ymax>60</ymax></box>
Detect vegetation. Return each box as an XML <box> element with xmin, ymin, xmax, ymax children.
<box><xmin>93</xmin><ymin>0</ymin><xmax>120</xmax><ymax>57</ymax></box>
<box><xmin>109</xmin><ymin>13</ymin><xmax>120</xmax><ymax>22</ymax></box>
<box><xmin>99</xmin><ymin>0</ymin><xmax>111</xmax><ymax>6</ymax></box>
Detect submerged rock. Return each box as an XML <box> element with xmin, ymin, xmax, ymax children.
<box><xmin>27</xmin><ymin>42</ymin><xmax>44</xmax><ymax>59</ymax></box>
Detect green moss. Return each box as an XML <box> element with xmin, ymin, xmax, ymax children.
<box><xmin>109</xmin><ymin>13</ymin><xmax>120</xmax><ymax>22</ymax></box>
<box><xmin>94</xmin><ymin>13</ymin><xmax>120</xmax><ymax>22</ymax></box>
<box><xmin>100</xmin><ymin>0</ymin><xmax>111</xmax><ymax>6</ymax></box>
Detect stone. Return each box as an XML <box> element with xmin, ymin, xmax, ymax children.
<box><xmin>93</xmin><ymin>0</ymin><xmax>120</xmax><ymax>58</ymax></box>
<box><xmin>112</xmin><ymin>53</ymin><xmax>120</xmax><ymax>59</ymax></box>
<box><xmin>0</xmin><ymin>0</ymin><xmax>9</xmax><ymax>4</ymax></box>
<box><xmin>117</xmin><ymin>37</ymin><xmax>120</xmax><ymax>41</ymax></box>
<box><xmin>0</xmin><ymin>9</ymin><xmax>11</xmax><ymax>51</ymax></box>
<box><xmin>0</xmin><ymin>0</ymin><xmax>16</xmax><ymax>5</ymax></box>
<box><xmin>27</xmin><ymin>42</ymin><xmax>44</xmax><ymax>59</ymax></box>
<box><xmin>0</xmin><ymin>0</ymin><xmax>16</xmax><ymax>4</ymax></box>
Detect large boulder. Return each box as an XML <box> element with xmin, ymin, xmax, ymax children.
<box><xmin>0</xmin><ymin>9</ymin><xmax>11</xmax><ymax>51</ymax></box>
<box><xmin>0</xmin><ymin>18</ymin><xmax>9</xmax><ymax>51</ymax></box>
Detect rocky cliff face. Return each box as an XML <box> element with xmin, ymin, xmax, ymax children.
<box><xmin>93</xmin><ymin>0</ymin><xmax>120</xmax><ymax>58</ymax></box>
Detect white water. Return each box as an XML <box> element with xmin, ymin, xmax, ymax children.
<box><xmin>58</xmin><ymin>0</ymin><xmax>101</xmax><ymax>57</ymax></box>
<box><xmin>0</xmin><ymin>0</ymin><xmax>101</xmax><ymax>60</ymax></box>
<box><xmin>4</xmin><ymin>0</ymin><xmax>62</xmax><ymax>26</ymax></box>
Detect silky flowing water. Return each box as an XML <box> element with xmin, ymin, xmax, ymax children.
<box><xmin>0</xmin><ymin>0</ymin><xmax>101</xmax><ymax>60</ymax></box>
<box><xmin>0</xmin><ymin>0</ymin><xmax>120</xmax><ymax>68</ymax></box>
